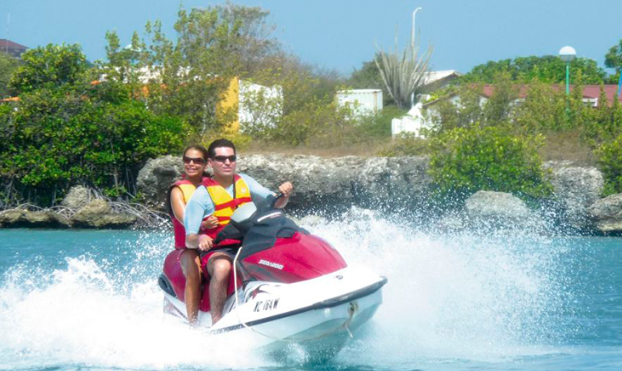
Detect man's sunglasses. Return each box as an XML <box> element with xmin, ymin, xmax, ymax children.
<box><xmin>183</xmin><ymin>156</ymin><xmax>207</xmax><ymax>165</ymax></box>
<box><xmin>212</xmin><ymin>155</ymin><xmax>237</xmax><ymax>163</ymax></box>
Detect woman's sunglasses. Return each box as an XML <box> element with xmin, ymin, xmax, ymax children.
<box><xmin>183</xmin><ymin>156</ymin><xmax>206</xmax><ymax>165</ymax></box>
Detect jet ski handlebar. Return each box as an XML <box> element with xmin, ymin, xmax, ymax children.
<box><xmin>212</xmin><ymin>192</ymin><xmax>285</xmax><ymax>246</ymax></box>
<box><xmin>269</xmin><ymin>192</ymin><xmax>285</xmax><ymax>208</ymax></box>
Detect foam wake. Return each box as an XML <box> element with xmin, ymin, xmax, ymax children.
<box><xmin>0</xmin><ymin>208</ymin><xmax>573</xmax><ymax>368</ymax></box>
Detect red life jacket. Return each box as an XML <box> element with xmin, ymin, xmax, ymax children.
<box><xmin>202</xmin><ymin>175</ymin><xmax>252</xmax><ymax>244</ymax></box>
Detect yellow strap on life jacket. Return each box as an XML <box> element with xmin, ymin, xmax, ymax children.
<box><xmin>177</xmin><ymin>183</ymin><xmax>196</xmax><ymax>204</ymax></box>
<box><xmin>206</xmin><ymin>176</ymin><xmax>252</xmax><ymax>226</ymax></box>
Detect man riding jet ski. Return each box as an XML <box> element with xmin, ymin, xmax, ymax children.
<box><xmin>182</xmin><ymin>139</ymin><xmax>294</xmax><ymax>325</ymax></box>
<box><xmin>159</xmin><ymin>139</ymin><xmax>387</xmax><ymax>358</ymax></box>
<box><xmin>159</xmin><ymin>198</ymin><xmax>387</xmax><ymax>358</ymax></box>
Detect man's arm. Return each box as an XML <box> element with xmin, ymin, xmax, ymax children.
<box><xmin>240</xmin><ymin>174</ymin><xmax>293</xmax><ymax>208</ymax></box>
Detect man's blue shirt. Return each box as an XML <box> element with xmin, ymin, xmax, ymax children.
<box><xmin>184</xmin><ymin>173</ymin><xmax>274</xmax><ymax>235</ymax></box>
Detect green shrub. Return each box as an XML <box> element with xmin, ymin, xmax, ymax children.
<box><xmin>0</xmin><ymin>82</ymin><xmax>186</xmax><ymax>205</ymax></box>
<box><xmin>428</xmin><ymin>126</ymin><xmax>553</xmax><ymax>200</ymax></box>
<box><xmin>377</xmin><ymin>133</ymin><xmax>429</xmax><ymax>156</ymax></box>
<box><xmin>275</xmin><ymin>100</ymin><xmax>353</xmax><ymax>146</ymax></box>
<box><xmin>596</xmin><ymin>133</ymin><xmax>622</xmax><ymax>196</ymax></box>
<box><xmin>355</xmin><ymin>106</ymin><xmax>407</xmax><ymax>139</ymax></box>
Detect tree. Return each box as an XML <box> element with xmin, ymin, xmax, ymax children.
<box><xmin>481</xmin><ymin>72</ymin><xmax>519</xmax><ymax>125</ymax></box>
<box><xmin>0</xmin><ymin>52</ymin><xmax>20</xmax><ymax>98</ymax></box>
<box><xmin>349</xmin><ymin>60</ymin><xmax>383</xmax><ymax>89</ymax></box>
<box><xmin>217</xmin><ymin>1</ymin><xmax>280</xmax><ymax>75</ymax></box>
<box><xmin>514</xmin><ymin>80</ymin><xmax>566</xmax><ymax>133</ymax></box>
<box><xmin>462</xmin><ymin>55</ymin><xmax>606</xmax><ymax>84</ymax></box>
<box><xmin>102</xmin><ymin>30</ymin><xmax>145</xmax><ymax>85</ymax></box>
<box><xmin>426</xmin><ymin>84</ymin><xmax>484</xmax><ymax>132</ymax></box>
<box><xmin>0</xmin><ymin>78</ymin><xmax>186</xmax><ymax>205</ymax></box>
<box><xmin>8</xmin><ymin>44</ymin><xmax>89</xmax><ymax>95</ymax></box>
<box><xmin>107</xmin><ymin>2</ymin><xmax>349</xmax><ymax>147</ymax></box>
<box><xmin>114</xmin><ymin>2</ymin><xmax>283</xmax><ymax>137</ymax></box>
<box><xmin>237</xmin><ymin>54</ymin><xmax>351</xmax><ymax>146</ymax></box>
<box><xmin>605</xmin><ymin>39</ymin><xmax>622</xmax><ymax>84</ymax></box>
<box><xmin>426</xmin><ymin>72</ymin><xmax>518</xmax><ymax>133</ymax></box>
<box><xmin>0</xmin><ymin>43</ymin><xmax>186</xmax><ymax>206</ymax></box>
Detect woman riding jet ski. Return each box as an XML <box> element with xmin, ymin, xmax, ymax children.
<box><xmin>159</xmin><ymin>195</ymin><xmax>387</xmax><ymax>359</ymax></box>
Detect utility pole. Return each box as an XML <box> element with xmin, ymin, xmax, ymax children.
<box><xmin>411</xmin><ymin>7</ymin><xmax>422</xmax><ymax>51</ymax></box>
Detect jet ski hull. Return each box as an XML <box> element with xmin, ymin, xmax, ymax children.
<box><xmin>162</xmin><ymin>266</ymin><xmax>386</xmax><ymax>357</ymax></box>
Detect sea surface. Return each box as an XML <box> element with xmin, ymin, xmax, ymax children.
<box><xmin>0</xmin><ymin>209</ymin><xmax>621</xmax><ymax>371</ymax></box>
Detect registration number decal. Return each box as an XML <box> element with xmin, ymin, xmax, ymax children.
<box><xmin>253</xmin><ymin>298</ymin><xmax>280</xmax><ymax>312</ymax></box>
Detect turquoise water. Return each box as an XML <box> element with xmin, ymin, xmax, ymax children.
<box><xmin>0</xmin><ymin>211</ymin><xmax>621</xmax><ymax>370</ymax></box>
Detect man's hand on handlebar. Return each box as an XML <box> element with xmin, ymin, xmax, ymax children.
<box><xmin>279</xmin><ymin>182</ymin><xmax>293</xmax><ymax>197</ymax></box>
<box><xmin>275</xmin><ymin>182</ymin><xmax>293</xmax><ymax>208</ymax></box>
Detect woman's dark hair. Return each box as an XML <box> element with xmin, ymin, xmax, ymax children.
<box><xmin>207</xmin><ymin>139</ymin><xmax>236</xmax><ymax>158</ymax></box>
<box><xmin>183</xmin><ymin>144</ymin><xmax>209</xmax><ymax>160</ymax></box>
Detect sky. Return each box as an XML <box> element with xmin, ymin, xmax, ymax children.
<box><xmin>2</xmin><ymin>0</ymin><xmax>622</xmax><ymax>76</ymax></box>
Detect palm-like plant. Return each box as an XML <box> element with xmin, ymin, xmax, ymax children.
<box><xmin>375</xmin><ymin>34</ymin><xmax>432</xmax><ymax>109</ymax></box>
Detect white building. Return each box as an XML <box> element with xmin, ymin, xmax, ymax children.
<box><xmin>336</xmin><ymin>89</ymin><xmax>383</xmax><ymax>116</ymax></box>
<box><xmin>419</xmin><ymin>70</ymin><xmax>462</xmax><ymax>94</ymax></box>
<box><xmin>238</xmin><ymin>79</ymin><xmax>283</xmax><ymax>130</ymax></box>
<box><xmin>391</xmin><ymin>70</ymin><xmax>462</xmax><ymax>137</ymax></box>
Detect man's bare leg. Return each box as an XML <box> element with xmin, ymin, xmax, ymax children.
<box><xmin>180</xmin><ymin>249</ymin><xmax>202</xmax><ymax>326</ymax></box>
<box><xmin>207</xmin><ymin>253</ymin><xmax>232</xmax><ymax>325</ymax></box>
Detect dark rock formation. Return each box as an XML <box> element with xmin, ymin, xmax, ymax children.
<box><xmin>465</xmin><ymin>191</ymin><xmax>533</xmax><ymax>220</ymax></box>
<box><xmin>134</xmin><ymin>155</ymin><xmax>614</xmax><ymax>234</ymax></box>
<box><xmin>241</xmin><ymin>155</ymin><xmax>433</xmax><ymax>211</ymax></box>
<box><xmin>0</xmin><ymin>209</ymin><xmax>71</xmax><ymax>228</ymax></box>
<box><xmin>1</xmin><ymin>155</ymin><xmax>615</xmax><ymax>235</ymax></box>
<box><xmin>545</xmin><ymin>161</ymin><xmax>604</xmax><ymax>231</ymax></box>
<box><xmin>588</xmin><ymin>193</ymin><xmax>622</xmax><ymax>234</ymax></box>
<box><xmin>61</xmin><ymin>185</ymin><xmax>92</xmax><ymax>209</ymax></box>
<box><xmin>71</xmin><ymin>199</ymin><xmax>137</xmax><ymax>229</ymax></box>
<box><xmin>136</xmin><ymin>155</ymin><xmax>185</xmax><ymax>210</ymax></box>
<box><xmin>438</xmin><ymin>191</ymin><xmax>545</xmax><ymax>233</ymax></box>
<box><xmin>136</xmin><ymin>154</ymin><xmax>433</xmax><ymax>213</ymax></box>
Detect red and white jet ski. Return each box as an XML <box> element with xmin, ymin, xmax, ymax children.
<box><xmin>158</xmin><ymin>196</ymin><xmax>387</xmax><ymax>359</ymax></box>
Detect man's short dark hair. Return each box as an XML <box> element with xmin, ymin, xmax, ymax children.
<box><xmin>207</xmin><ymin>139</ymin><xmax>236</xmax><ymax>158</ymax></box>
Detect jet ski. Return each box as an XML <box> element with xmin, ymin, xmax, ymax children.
<box><xmin>158</xmin><ymin>195</ymin><xmax>387</xmax><ymax>359</ymax></box>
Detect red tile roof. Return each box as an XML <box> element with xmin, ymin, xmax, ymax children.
<box><xmin>480</xmin><ymin>84</ymin><xmax>622</xmax><ymax>106</ymax></box>
<box><xmin>482</xmin><ymin>84</ymin><xmax>531</xmax><ymax>99</ymax></box>
<box><xmin>0</xmin><ymin>39</ymin><xmax>27</xmax><ymax>50</ymax></box>
<box><xmin>580</xmin><ymin>85</ymin><xmax>622</xmax><ymax>105</ymax></box>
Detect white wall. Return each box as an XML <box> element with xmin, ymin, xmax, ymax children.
<box><xmin>391</xmin><ymin>102</ymin><xmax>429</xmax><ymax>138</ymax></box>
<box><xmin>337</xmin><ymin>89</ymin><xmax>383</xmax><ymax>116</ymax></box>
<box><xmin>239</xmin><ymin>80</ymin><xmax>283</xmax><ymax>130</ymax></box>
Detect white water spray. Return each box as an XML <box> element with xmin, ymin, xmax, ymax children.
<box><xmin>0</xmin><ymin>209</ymin><xmax>571</xmax><ymax>369</ymax></box>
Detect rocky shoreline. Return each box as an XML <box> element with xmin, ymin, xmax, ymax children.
<box><xmin>1</xmin><ymin>155</ymin><xmax>621</xmax><ymax>236</ymax></box>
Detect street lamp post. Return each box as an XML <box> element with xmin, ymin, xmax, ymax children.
<box><xmin>411</xmin><ymin>7</ymin><xmax>422</xmax><ymax>51</ymax></box>
<box><xmin>559</xmin><ymin>46</ymin><xmax>576</xmax><ymax>95</ymax></box>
